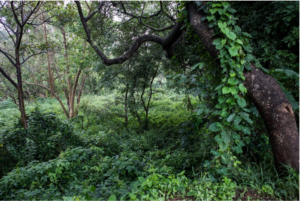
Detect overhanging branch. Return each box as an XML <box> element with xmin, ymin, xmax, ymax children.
<box><xmin>75</xmin><ymin>1</ymin><xmax>183</xmax><ymax>65</ymax></box>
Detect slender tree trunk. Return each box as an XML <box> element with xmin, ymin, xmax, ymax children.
<box><xmin>42</xmin><ymin>14</ymin><xmax>54</xmax><ymax>98</ymax></box>
<box><xmin>61</xmin><ymin>27</ymin><xmax>72</xmax><ymax>114</ymax></box>
<box><xmin>15</xmin><ymin>33</ymin><xmax>28</xmax><ymax>128</ymax></box>
<box><xmin>77</xmin><ymin>74</ymin><xmax>87</xmax><ymax>105</ymax></box>
<box><xmin>124</xmin><ymin>84</ymin><xmax>129</xmax><ymax>126</ymax></box>
<box><xmin>188</xmin><ymin>3</ymin><xmax>299</xmax><ymax>171</ymax></box>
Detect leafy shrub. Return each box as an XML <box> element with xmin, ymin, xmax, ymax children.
<box><xmin>0</xmin><ymin>100</ymin><xmax>17</xmax><ymax>110</ymax></box>
<box><xmin>0</xmin><ymin>108</ymin><xmax>83</xmax><ymax>169</ymax></box>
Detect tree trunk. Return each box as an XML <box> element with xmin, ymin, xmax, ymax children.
<box><xmin>124</xmin><ymin>84</ymin><xmax>129</xmax><ymax>126</ymax></box>
<box><xmin>188</xmin><ymin>3</ymin><xmax>299</xmax><ymax>171</ymax></box>
<box><xmin>42</xmin><ymin>14</ymin><xmax>54</xmax><ymax>98</ymax></box>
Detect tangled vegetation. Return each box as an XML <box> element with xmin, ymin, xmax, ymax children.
<box><xmin>0</xmin><ymin>1</ymin><xmax>299</xmax><ymax>200</ymax></box>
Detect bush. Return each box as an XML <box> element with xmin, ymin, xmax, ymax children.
<box><xmin>0</xmin><ymin>108</ymin><xmax>83</xmax><ymax>171</ymax></box>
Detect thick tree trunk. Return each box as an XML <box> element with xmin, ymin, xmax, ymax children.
<box><xmin>188</xmin><ymin>3</ymin><xmax>299</xmax><ymax>171</ymax></box>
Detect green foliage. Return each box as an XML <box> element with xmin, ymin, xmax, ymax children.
<box><xmin>0</xmin><ymin>91</ymin><xmax>298</xmax><ymax>200</ymax></box>
<box><xmin>172</xmin><ymin>1</ymin><xmax>263</xmax><ymax>175</ymax></box>
<box><xmin>0</xmin><ymin>108</ymin><xmax>83</xmax><ymax>171</ymax></box>
<box><xmin>233</xmin><ymin>1</ymin><xmax>299</xmax><ymax>115</ymax></box>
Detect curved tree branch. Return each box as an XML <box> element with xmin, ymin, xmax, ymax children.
<box><xmin>75</xmin><ymin>1</ymin><xmax>183</xmax><ymax>65</ymax></box>
<box><xmin>0</xmin><ymin>66</ymin><xmax>18</xmax><ymax>88</ymax></box>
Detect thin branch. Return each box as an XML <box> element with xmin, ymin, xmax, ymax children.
<box><xmin>140</xmin><ymin>20</ymin><xmax>175</xmax><ymax>32</ymax></box>
<box><xmin>0</xmin><ymin>66</ymin><xmax>18</xmax><ymax>88</ymax></box>
<box><xmin>0</xmin><ymin>48</ymin><xmax>17</xmax><ymax>67</ymax></box>
<box><xmin>11</xmin><ymin>2</ymin><xmax>22</xmax><ymax>27</ymax></box>
<box><xmin>120</xmin><ymin>1</ymin><xmax>162</xmax><ymax>20</ymax></box>
<box><xmin>21</xmin><ymin>51</ymin><xmax>47</xmax><ymax>65</ymax></box>
<box><xmin>85</xmin><ymin>1</ymin><xmax>104</xmax><ymax>22</ymax></box>
<box><xmin>23</xmin><ymin>80</ymin><xmax>69</xmax><ymax>118</ymax></box>
<box><xmin>23</xmin><ymin>2</ymin><xmax>41</xmax><ymax>25</ymax></box>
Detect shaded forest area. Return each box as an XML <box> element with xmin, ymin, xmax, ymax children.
<box><xmin>0</xmin><ymin>1</ymin><xmax>299</xmax><ymax>200</ymax></box>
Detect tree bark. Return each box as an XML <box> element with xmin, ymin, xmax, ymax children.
<box><xmin>188</xmin><ymin>3</ymin><xmax>299</xmax><ymax>171</ymax></box>
<box><xmin>42</xmin><ymin>13</ymin><xmax>54</xmax><ymax>98</ymax></box>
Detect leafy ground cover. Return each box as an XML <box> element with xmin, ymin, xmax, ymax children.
<box><xmin>0</xmin><ymin>90</ymin><xmax>298</xmax><ymax>200</ymax></box>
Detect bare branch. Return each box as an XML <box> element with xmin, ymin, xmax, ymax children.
<box><xmin>0</xmin><ymin>66</ymin><xmax>18</xmax><ymax>88</ymax></box>
<box><xmin>23</xmin><ymin>2</ymin><xmax>41</xmax><ymax>25</ymax></box>
<box><xmin>140</xmin><ymin>20</ymin><xmax>175</xmax><ymax>32</ymax></box>
<box><xmin>21</xmin><ymin>51</ymin><xmax>47</xmax><ymax>65</ymax></box>
<box><xmin>0</xmin><ymin>48</ymin><xmax>17</xmax><ymax>67</ymax></box>
<box><xmin>11</xmin><ymin>2</ymin><xmax>22</xmax><ymax>27</ymax></box>
<box><xmin>85</xmin><ymin>1</ymin><xmax>104</xmax><ymax>22</ymax></box>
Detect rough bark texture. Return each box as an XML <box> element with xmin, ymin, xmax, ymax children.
<box><xmin>188</xmin><ymin>3</ymin><xmax>299</xmax><ymax>171</ymax></box>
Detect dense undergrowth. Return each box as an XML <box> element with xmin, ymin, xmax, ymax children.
<box><xmin>0</xmin><ymin>90</ymin><xmax>298</xmax><ymax>200</ymax></box>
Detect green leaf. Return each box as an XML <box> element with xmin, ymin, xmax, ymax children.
<box><xmin>147</xmin><ymin>180</ymin><xmax>153</xmax><ymax>187</ymax></box>
<box><xmin>222</xmin><ymin>87</ymin><xmax>231</xmax><ymax>94</ymax></box>
<box><xmin>245</xmin><ymin>54</ymin><xmax>254</xmax><ymax>62</ymax></box>
<box><xmin>237</xmin><ymin>98</ymin><xmax>247</xmax><ymax>108</ymax></box>
<box><xmin>226</xmin><ymin>97</ymin><xmax>235</xmax><ymax>103</ymax></box>
<box><xmin>239</xmin><ymin>84</ymin><xmax>247</xmax><ymax>93</ymax></box>
<box><xmin>233</xmin><ymin>145</ymin><xmax>243</xmax><ymax>154</ymax></box>
<box><xmin>228</xmin><ymin>77</ymin><xmax>239</xmax><ymax>85</ymax></box>
<box><xmin>227</xmin><ymin>113</ymin><xmax>236</xmax><ymax>122</ymax></box>
<box><xmin>216</xmin><ymin>122</ymin><xmax>223</xmax><ymax>128</ymax></box>
<box><xmin>138</xmin><ymin>177</ymin><xmax>146</xmax><ymax>182</ymax></box>
<box><xmin>227</xmin><ymin>32</ymin><xmax>237</xmax><ymax>40</ymax></box>
<box><xmin>214</xmin><ymin>134</ymin><xmax>223</xmax><ymax>144</ymax></box>
<box><xmin>108</xmin><ymin>195</ymin><xmax>117</xmax><ymax>201</ymax></box>
<box><xmin>219</xmin><ymin>142</ymin><xmax>228</xmax><ymax>152</ymax></box>
<box><xmin>209</xmin><ymin>122</ymin><xmax>221</xmax><ymax>132</ymax></box>
<box><xmin>234</xmin><ymin>25</ymin><xmax>242</xmax><ymax>33</ymax></box>
<box><xmin>221</xmin><ymin>39</ymin><xmax>227</xmax><ymax>46</ymax></box>
<box><xmin>207</xmin><ymin>15</ymin><xmax>215</xmax><ymax>22</ymax></box>
<box><xmin>244</xmin><ymin>63</ymin><xmax>252</xmax><ymax>71</ymax></box>
<box><xmin>242</xmin><ymin>32</ymin><xmax>253</xmax><ymax>38</ymax></box>
<box><xmin>215</xmin><ymin>103</ymin><xmax>222</xmax><ymax>109</ymax></box>
<box><xmin>216</xmin><ymin>44</ymin><xmax>223</xmax><ymax>50</ymax></box>
<box><xmin>218</xmin><ymin>96</ymin><xmax>226</xmax><ymax>103</ymax></box>
<box><xmin>213</xmin><ymin>38</ymin><xmax>222</xmax><ymax>45</ymax></box>
<box><xmin>218</xmin><ymin>21</ymin><xmax>226</xmax><ymax>29</ymax></box>
<box><xmin>197</xmin><ymin>107</ymin><xmax>204</xmax><ymax>115</ymax></box>
<box><xmin>230</xmin><ymin>72</ymin><xmax>236</xmax><ymax>77</ymax></box>
<box><xmin>212</xmin><ymin>3</ymin><xmax>222</xmax><ymax>8</ymax></box>
<box><xmin>242</xmin><ymin>127</ymin><xmax>251</xmax><ymax>135</ymax></box>
<box><xmin>229</xmin><ymin>47</ymin><xmax>238</xmax><ymax>57</ymax></box>
<box><xmin>219</xmin><ymin>49</ymin><xmax>227</xmax><ymax>57</ymax></box>
<box><xmin>236</xmin><ymin>39</ymin><xmax>243</xmax><ymax>45</ymax></box>
<box><xmin>234</xmin><ymin>115</ymin><xmax>241</xmax><ymax>126</ymax></box>
<box><xmin>221</xmin><ymin>1</ymin><xmax>230</xmax><ymax>9</ymax></box>
<box><xmin>230</xmin><ymin>86</ymin><xmax>239</xmax><ymax>95</ymax></box>
<box><xmin>227</xmin><ymin>7</ymin><xmax>237</xmax><ymax>13</ymax></box>
<box><xmin>218</xmin><ymin>8</ymin><xmax>226</xmax><ymax>15</ymax></box>
<box><xmin>209</xmin><ymin>8</ymin><xmax>218</xmax><ymax>14</ymax></box>
<box><xmin>243</xmin><ymin>136</ymin><xmax>251</xmax><ymax>144</ymax></box>
<box><xmin>222</xmin><ymin>133</ymin><xmax>231</xmax><ymax>144</ymax></box>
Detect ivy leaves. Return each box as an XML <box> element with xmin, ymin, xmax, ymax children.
<box><xmin>194</xmin><ymin>1</ymin><xmax>260</xmax><ymax>173</ymax></box>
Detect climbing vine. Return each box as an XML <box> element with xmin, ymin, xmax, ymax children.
<box><xmin>171</xmin><ymin>1</ymin><xmax>265</xmax><ymax>175</ymax></box>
